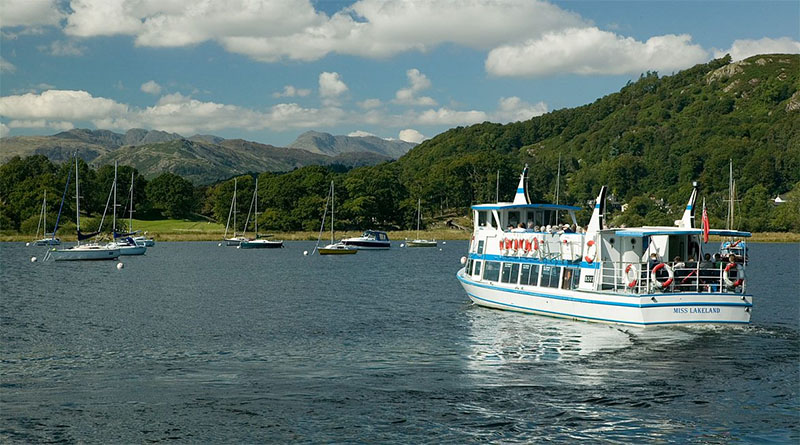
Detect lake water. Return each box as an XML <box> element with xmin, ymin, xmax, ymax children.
<box><xmin>1</xmin><ymin>241</ymin><xmax>798</xmax><ymax>443</ymax></box>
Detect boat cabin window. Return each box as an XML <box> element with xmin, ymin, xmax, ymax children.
<box><xmin>561</xmin><ymin>268</ymin><xmax>580</xmax><ymax>290</ymax></box>
<box><xmin>507</xmin><ymin>211</ymin><xmax>521</xmax><ymax>229</ymax></box>
<box><xmin>501</xmin><ymin>262</ymin><xmax>520</xmax><ymax>284</ymax></box>
<box><xmin>477</xmin><ymin>240</ymin><xmax>484</xmax><ymax>254</ymax></box>
<box><xmin>472</xmin><ymin>260</ymin><xmax>482</xmax><ymax>277</ymax></box>
<box><xmin>520</xmin><ymin>263</ymin><xmax>540</xmax><ymax>286</ymax></box>
<box><xmin>477</xmin><ymin>210</ymin><xmax>489</xmax><ymax>227</ymax></box>
<box><xmin>483</xmin><ymin>261</ymin><xmax>501</xmax><ymax>282</ymax></box>
<box><xmin>541</xmin><ymin>265</ymin><xmax>561</xmax><ymax>288</ymax></box>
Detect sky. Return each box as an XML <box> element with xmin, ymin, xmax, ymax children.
<box><xmin>0</xmin><ymin>0</ymin><xmax>798</xmax><ymax>146</ymax></box>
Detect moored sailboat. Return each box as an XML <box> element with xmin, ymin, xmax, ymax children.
<box><xmin>457</xmin><ymin>166</ymin><xmax>753</xmax><ymax>327</ymax></box>
<box><xmin>315</xmin><ymin>181</ymin><xmax>357</xmax><ymax>255</ymax></box>
<box><xmin>238</xmin><ymin>177</ymin><xmax>284</xmax><ymax>249</ymax></box>
<box><xmin>108</xmin><ymin>163</ymin><xmax>146</xmax><ymax>256</ymax></box>
<box><xmin>46</xmin><ymin>156</ymin><xmax>120</xmax><ymax>261</ymax></box>
<box><xmin>407</xmin><ymin>198</ymin><xmax>437</xmax><ymax>248</ymax></box>
<box><xmin>30</xmin><ymin>190</ymin><xmax>61</xmax><ymax>246</ymax></box>
<box><xmin>223</xmin><ymin>178</ymin><xmax>247</xmax><ymax>246</ymax></box>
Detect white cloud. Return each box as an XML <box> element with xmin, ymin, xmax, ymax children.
<box><xmin>0</xmin><ymin>0</ymin><xmax>64</xmax><ymax>28</ymax></box>
<box><xmin>140</xmin><ymin>80</ymin><xmax>162</xmax><ymax>95</ymax></box>
<box><xmin>273</xmin><ymin>85</ymin><xmax>311</xmax><ymax>98</ymax></box>
<box><xmin>319</xmin><ymin>72</ymin><xmax>348</xmax><ymax>105</ymax></box>
<box><xmin>415</xmin><ymin>107</ymin><xmax>488</xmax><ymax>126</ymax></box>
<box><xmin>713</xmin><ymin>37</ymin><xmax>800</xmax><ymax>61</ymax></box>
<box><xmin>493</xmin><ymin>96</ymin><xmax>547</xmax><ymax>123</ymax></box>
<box><xmin>348</xmin><ymin>130</ymin><xmax>376</xmax><ymax>137</ymax></box>
<box><xmin>56</xmin><ymin>0</ymin><xmax>584</xmax><ymax>62</ymax></box>
<box><xmin>486</xmin><ymin>27</ymin><xmax>709</xmax><ymax>77</ymax></box>
<box><xmin>398</xmin><ymin>128</ymin><xmax>425</xmax><ymax>143</ymax></box>
<box><xmin>0</xmin><ymin>57</ymin><xmax>16</xmax><ymax>73</ymax></box>
<box><xmin>0</xmin><ymin>90</ymin><xmax>128</xmax><ymax>121</ymax></box>
<box><xmin>358</xmin><ymin>98</ymin><xmax>382</xmax><ymax>109</ymax></box>
<box><xmin>42</xmin><ymin>40</ymin><xmax>86</xmax><ymax>56</ymax></box>
<box><xmin>394</xmin><ymin>68</ymin><xmax>437</xmax><ymax>106</ymax></box>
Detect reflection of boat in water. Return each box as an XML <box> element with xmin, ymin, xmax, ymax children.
<box><xmin>457</xmin><ymin>166</ymin><xmax>753</xmax><ymax>327</ymax></box>
<box><xmin>341</xmin><ymin>230</ymin><xmax>391</xmax><ymax>250</ymax></box>
<box><xmin>315</xmin><ymin>181</ymin><xmax>357</xmax><ymax>255</ymax></box>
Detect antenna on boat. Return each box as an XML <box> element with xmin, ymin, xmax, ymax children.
<box><xmin>555</xmin><ymin>154</ymin><xmax>561</xmax><ymax>224</ymax></box>
<box><xmin>495</xmin><ymin>170</ymin><xmax>499</xmax><ymax>203</ymax></box>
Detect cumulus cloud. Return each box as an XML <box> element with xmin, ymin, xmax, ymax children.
<box><xmin>493</xmin><ymin>97</ymin><xmax>548</xmax><ymax>123</ymax></box>
<box><xmin>41</xmin><ymin>40</ymin><xmax>86</xmax><ymax>56</ymax></box>
<box><xmin>54</xmin><ymin>0</ymin><xmax>584</xmax><ymax>62</ymax></box>
<box><xmin>415</xmin><ymin>107</ymin><xmax>488</xmax><ymax>126</ymax></box>
<box><xmin>0</xmin><ymin>0</ymin><xmax>64</xmax><ymax>28</ymax></box>
<box><xmin>358</xmin><ymin>98</ymin><xmax>382</xmax><ymax>109</ymax></box>
<box><xmin>0</xmin><ymin>90</ymin><xmax>128</xmax><ymax>121</ymax></box>
<box><xmin>394</xmin><ymin>68</ymin><xmax>436</xmax><ymax>106</ymax></box>
<box><xmin>398</xmin><ymin>128</ymin><xmax>425</xmax><ymax>143</ymax></box>
<box><xmin>140</xmin><ymin>80</ymin><xmax>162</xmax><ymax>95</ymax></box>
<box><xmin>713</xmin><ymin>37</ymin><xmax>800</xmax><ymax>61</ymax></box>
<box><xmin>0</xmin><ymin>57</ymin><xmax>16</xmax><ymax>73</ymax></box>
<box><xmin>486</xmin><ymin>27</ymin><xmax>709</xmax><ymax>77</ymax></box>
<box><xmin>273</xmin><ymin>85</ymin><xmax>311</xmax><ymax>98</ymax></box>
<box><xmin>348</xmin><ymin>130</ymin><xmax>376</xmax><ymax>138</ymax></box>
<box><xmin>319</xmin><ymin>72</ymin><xmax>348</xmax><ymax>105</ymax></box>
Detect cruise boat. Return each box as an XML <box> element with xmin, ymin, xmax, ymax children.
<box><xmin>341</xmin><ymin>230</ymin><xmax>391</xmax><ymax>250</ymax></box>
<box><xmin>456</xmin><ymin>166</ymin><xmax>753</xmax><ymax>327</ymax></box>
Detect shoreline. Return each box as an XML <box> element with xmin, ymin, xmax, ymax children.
<box><xmin>1</xmin><ymin>231</ymin><xmax>798</xmax><ymax>243</ymax></box>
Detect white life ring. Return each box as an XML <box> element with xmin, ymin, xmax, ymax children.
<box><xmin>651</xmin><ymin>262</ymin><xmax>674</xmax><ymax>289</ymax></box>
<box><xmin>623</xmin><ymin>264</ymin><xmax>639</xmax><ymax>289</ymax></box>
<box><xmin>723</xmin><ymin>262</ymin><xmax>745</xmax><ymax>288</ymax></box>
<box><xmin>584</xmin><ymin>240</ymin><xmax>597</xmax><ymax>263</ymax></box>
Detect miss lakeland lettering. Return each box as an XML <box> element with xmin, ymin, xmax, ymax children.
<box><xmin>673</xmin><ymin>307</ymin><xmax>721</xmax><ymax>314</ymax></box>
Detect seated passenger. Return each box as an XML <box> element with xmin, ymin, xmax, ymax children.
<box><xmin>512</xmin><ymin>223</ymin><xmax>526</xmax><ymax>232</ymax></box>
<box><xmin>527</xmin><ymin>220</ymin><xmax>534</xmax><ymax>230</ymax></box>
<box><xmin>699</xmin><ymin>253</ymin><xmax>713</xmax><ymax>269</ymax></box>
<box><xmin>563</xmin><ymin>224</ymin><xmax>574</xmax><ymax>233</ymax></box>
<box><xmin>673</xmin><ymin>256</ymin><xmax>685</xmax><ymax>269</ymax></box>
<box><xmin>648</xmin><ymin>253</ymin><xmax>659</xmax><ymax>270</ymax></box>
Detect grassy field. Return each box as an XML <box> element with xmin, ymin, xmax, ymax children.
<box><xmin>1</xmin><ymin>218</ymin><xmax>798</xmax><ymax>242</ymax></box>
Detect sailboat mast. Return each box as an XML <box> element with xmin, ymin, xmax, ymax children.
<box><xmin>331</xmin><ymin>181</ymin><xmax>335</xmax><ymax>244</ymax></box>
<box><xmin>555</xmin><ymin>154</ymin><xmax>561</xmax><ymax>225</ymax></box>
<box><xmin>416</xmin><ymin>198</ymin><xmax>421</xmax><ymax>237</ymax></box>
<box><xmin>233</xmin><ymin>179</ymin><xmax>237</xmax><ymax>237</ymax></box>
<box><xmin>129</xmin><ymin>171</ymin><xmax>134</xmax><ymax>231</ymax></box>
<box><xmin>43</xmin><ymin>190</ymin><xmax>47</xmax><ymax>238</ymax></box>
<box><xmin>113</xmin><ymin>162</ymin><xmax>117</xmax><ymax>233</ymax></box>
<box><xmin>254</xmin><ymin>177</ymin><xmax>258</xmax><ymax>237</ymax></box>
<box><xmin>75</xmin><ymin>156</ymin><xmax>80</xmax><ymax>246</ymax></box>
<box><xmin>727</xmin><ymin>159</ymin><xmax>734</xmax><ymax>230</ymax></box>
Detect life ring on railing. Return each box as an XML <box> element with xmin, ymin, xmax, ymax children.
<box><xmin>499</xmin><ymin>239</ymin><xmax>505</xmax><ymax>252</ymax></box>
<box><xmin>651</xmin><ymin>263</ymin><xmax>674</xmax><ymax>289</ymax></box>
<box><xmin>723</xmin><ymin>262</ymin><xmax>745</xmax><ymax>288</ymax></box>
<box><xmin>584</xmin><ymin>240</ymin><xmax>597</xmax><ymax>263</ymax></box>
<box><xmin>505</xmin><ymin>238</ymin><xmax>513</xmax><ymax>251</ymax></box>
<box><xmin>513</xmin><ymin>238</ymin><xmax>520</xmax><ymax>252</ymax></box>
<box><xmin>523</xmin><ymin>239</ymin><xmax>532</xmax><ymax>253</ymax></box>
<box><xmin>624</xmin><ymin>264</ymin><xmax>639</xmax><ymax>289</ymax></box>
<box><xmin>533</xmin><ymin>237</ymin><xmax>539</xmax><ymax>251</ymax></box>
<box><xmin>730</xmin><ymin>240</ymin><xmax>740</xmax><ymax>247</ymax></box>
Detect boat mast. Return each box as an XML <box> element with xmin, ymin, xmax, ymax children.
<box><xmin>254</xmin><ymin>177</ymin><xmax>258</xmax><ymax>237</ymax></box>
<box><xmin>416</xmin><ymin>198</ymin><xmax>421</xmax><ymax>238</ymax></box>
<box><xmin>555</xmin><ymin>153</ymin><xmax>561</xmax><ymax>225</ymax></box>
<box><xmin>233</xmin><ymin>179</ymin><xmax>237</xmax><ymax>237</ymax></box>
<box><xmin>331</xmin><ymin>181</ymin><xmax>335</xmax><ymax>244</ymax></box>
<box><xmin>43</xmin><ymin>190</ymin><xmax>47</xmax><ymax>238</ymax></box>
<box><xmin>75</xmin><ymin>156</ymin><xmax>80</xmax><ymax>246</ymax></box>
<box><xmin>113</xmin><ymin>162</ymin><xmax>117</xmax><ymax>234</ymax></box>
<box><xmin>129</xmin><ymin>171</ymin><xmax>134</xmax><ymax>232</ymax></box>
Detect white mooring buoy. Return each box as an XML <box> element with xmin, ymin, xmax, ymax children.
<box><xmin>116</xmin><ymin>262</ymin><xmax>124</xmax><ymax>270</ymax></box>
<box><xmin>460</xmin><ymin>256</ymin><xmax>467</xmax><ymax>265</ymax></box>
<box><xmin>303</xmin><ymin>250</ymin><xmax>308</xmax><ymax>256</ymax></box>
<box><xmin>400</xmin><ymin>243</ymin><xmax>405</xmax><ymax>248</ymax></box>
<box><xmin>218</xmin><ymin>242</ymin><xmax>222</xmax><ymax>246</ymax></box>
<box><xmin>25</xmin><ymin>242</ymin><xmax>30</xmax><ymax>247</ymax></box>
<box><xmin>30</xmin><ymin>256</ymin><xmax>37</xmax><ymax>262</ymax></box>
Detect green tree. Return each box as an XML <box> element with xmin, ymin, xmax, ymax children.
<box><xmin>145</xmin><ymin>173</ymin><xmax>196</xmax><ymax>218</ymax></box>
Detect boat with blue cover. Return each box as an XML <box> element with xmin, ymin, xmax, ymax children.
<box><xmin>341</xmin><ymin>230</ymin><xmax>391</xmax><ymax>250</ymax></box>
<box><xmin>457</xmin><ymin>166</ymin><xmax>753</xmax><ymax>327</ymax></box>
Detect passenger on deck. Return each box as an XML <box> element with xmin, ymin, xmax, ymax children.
<box><xmin>673</xmin><ymin>256</ymin><xmax>685</xmax><ymax>269</ymax></box>
<box><xmin>527</xmin><ymin>220</ymin><xmax>534</xmax><ymax>230</ymax></box>
<box><xmin>563</xmin><ymin>224</ymin><xmax>574</xmax><ymax>233</ymax></box>
<box><xmin>648</xmin><ymin>253</ymin><xmax>659</xmax><ymax>270</ymax></box>
<box><xmin>534</xmin><ymin>225</ymin><xmax>540</xmax><ymax>232</ymax></box>
<box><xmin>685</xmin><ymin>256</ymin><xmax>697</xmax><ymax>269</ymax></box>
<box><xmin>699</xmin><ymin>253</ymin><xmax>713</xmax><ymax>269</ymax></box>
<box><xmin>512</xmin><ymin>223</ymin><xmax>526</xmax><ymax>233</ymax></box>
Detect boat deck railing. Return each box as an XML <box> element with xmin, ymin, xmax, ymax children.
<box><xmin>598</xmin><ymin>261</ymin><xmax>746</xmax><ymax>295</ymax></box>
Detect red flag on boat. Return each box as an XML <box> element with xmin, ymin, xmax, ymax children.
<box><xmin>702</xmin><ymin>198</ymin><xmax>709</xmax><ymax>244</ymax></box>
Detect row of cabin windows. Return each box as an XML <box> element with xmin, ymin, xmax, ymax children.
<box><xmin>468</xmin><ymin>259</ymin><xmax>581</xmax><ymax>290</ymax></box>
<box><xmin>476</xmin><ymin>210</ymin><xmax>564</xmax><ymax>229</ymax></box>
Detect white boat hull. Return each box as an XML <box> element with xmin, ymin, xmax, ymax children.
<box><xmin>48</xmin><ymin>245</ymin><xmax>121</xmax><ymax>261</ymax></box>
<box><xmin>407</xmin><ymin>239</ymin><xmax>437</xmax><ymax>247</ymax></box>
<box><xmin>118</xmin><ymin>244</ymin><xmax>147</xmax><ymax>255</ymax></box>
<box><xmin>239</xmin><ymin>239</ymin><xmax>283</xmax><ymax>249</ymax></box>
<box><xmin>133</xmin><ymin>237</ymin><xmax>155</xmax><ymax>247</ymax></box>
<box><xmin>32</xmin><ymin>238</ymin><xmax>61</xmax><ymax>246</ymax></box>
<box><xmin>457</xmin><ymin>268</ymin><xmax>751</xmax><ymax>327</ymax></box>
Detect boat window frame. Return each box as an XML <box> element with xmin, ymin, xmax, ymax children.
<box><xmin>520</xmin><ymin>263</ymin><xmax>540</xmax><ymax>286</ymax></box>
<box><xmin>472</xmin><ymin>260</ymin><xmax>482</xmax><ymax>277</ymax></box>
<box><xmin>477</xmin><ymin>240</ymin><xmax>484</xmax><ymax>254</ymax></box>
<box><xmin>541</xmin><ymin>265</ymin><xmax>562</xmax><ymax>288</ymax></box>
<box><xmin>483</xmin><ymin>261</ymin><xmax>501</xmax><ymax>282</ymax></box>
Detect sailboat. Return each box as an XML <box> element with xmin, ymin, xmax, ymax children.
<box><xmin>407</xmin><ymin>198</ymin><xmax>437</xmax><ymax>247</ymax></box>
<box><xmin>315</xmin><ymin>181</ymin><xmax>357</xmax><ymax>255</ymax></box>
<box><xmin>239</xmin><ymin>177</ymin><xmax>284</xmax><ymax>249</ymax></box>
<box><xmin>108</xmin><ymin>163</ymin><xmax>146</xmax><ymax>255</ymax></box>
<box><xmin>30</xmin><ymin>190</ymin><xmax>61</xmax><ymax>246</ymax></box>
<box><xmin>223</xmin><ymin>178</ymin><xmax>247</xmax><ymax>246</ymax></box>
<box><xmin>46</xmin><ymin>156</ymin><xmax>120</xmax><ymax>261</ymax></box>
<box><xmin>720</xmin><ymin>160</ymin><xmax>747</xmax><ymax>263</ymax></box>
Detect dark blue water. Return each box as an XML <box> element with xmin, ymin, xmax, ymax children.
<box><xmin>1</xmin><ymin>241</ymin><xmax>798</xmax><ymax>443</ymax></box>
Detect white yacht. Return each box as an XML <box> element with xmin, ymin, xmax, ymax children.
<box><xmin>31</xmin><ymin>190</ymin><xmax>61</xmax><ymax>246</ymax></box>
<box><xmin>341</xmin><ymin>230</ymin><xmax>391</xmax><ymax>250</ymax></box>
<box><xmin>457</xmin><ymin>166</ymin><xmax>752</xmax><ymax>327</ymax></box>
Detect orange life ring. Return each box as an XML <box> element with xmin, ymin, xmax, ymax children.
<box><xmin>651</xmin><ymin>262</ymin><xmax>674</xmax><ymax>289</ymax></box>
<box><xmin>523</xmin><ymin>239</ymin><xmax>532</xmax><ymax>253</ymax></box>
<box><xmin>513</xmin><ymin>238</ymin><xmax>520</xmax><ymax>251</ymax></box>
<box><xmin>723</xmin><ymin>262</ymin><xmax>745</xmax><ymax>288</ymax></box>
<box><xmin>505</xmin><ymin>238</ymin><xmax>512</xmax><ymax>250</ymax></box>
<box><xmin>584</xmin><ymin>240</ymin><xmax>597</xmax><ymax>263</ymax></box>
<box><xmin>499</xmin><ymin>239</ymin><xmax>504</xmax><ymax>251</ymax></box>
<box><xmin>533</xmin><ymin>237</ymin><xmax>539</xmax><ymax>251</ymax></box>
<box><xmin>624</xmin><ymin>264</ymin><xmax>639</xmax><ymax>289</ymax></box>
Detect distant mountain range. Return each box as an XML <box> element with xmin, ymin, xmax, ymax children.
<box><xmin>289</xmin><ymin>130</ymin><xmax>416</xmax><ymax>158</ymax></box>
<box><xmin>0</xmin><ymin>129</ymin><xmax>416</xmax><ymax>184</ymax></box>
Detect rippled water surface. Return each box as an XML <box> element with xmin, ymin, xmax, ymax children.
<box><xmin>1</xmin><ymin>241</ymin><xmax>798</xmax><ymax>443</ymax></box>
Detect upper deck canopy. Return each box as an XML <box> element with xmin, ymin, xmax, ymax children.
<box><xmin>612</xmin><ymin>227</ymin><xmax>751</xmax><ymax>237</ymax></box>
<box><xmin>472</xmin><ymin>203</ymin><xmax>581</xmax><ymax>211</ymax></box>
